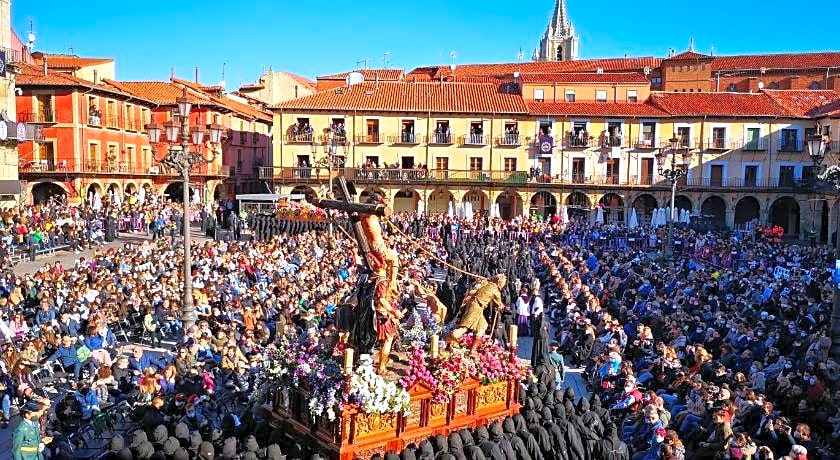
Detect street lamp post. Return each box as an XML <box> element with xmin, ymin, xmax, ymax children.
<box><xmin>655</xmin><ymin>137</ymin><xmax>693</xmax><ymax>258</ymax></box>
<box><xmin>807</xmin><ymin>132</ymin><xmax>840</xmax><ymax>358</ymax></box>
<box><xmin>145</xmin><ymin>91</ymin><xmax>223</xmax><ymax>332</ymax></box>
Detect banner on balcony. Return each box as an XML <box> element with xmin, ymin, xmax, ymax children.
<box><xmin>538</xmin><ymin>135</ymin><xmax>553</xmax><ymax>156</ymax></box>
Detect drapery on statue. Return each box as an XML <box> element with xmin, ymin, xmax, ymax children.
<box><xmin>447</xmin><ymin>274</ymin><xmax>507</xmax><ymax>355</ymax></box>
<box><xmin>311</xmin><ymin>180</ymin><xmax>402</xmax><ymax>374</ymax></box>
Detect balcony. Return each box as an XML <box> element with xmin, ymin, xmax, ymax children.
<box><xmin>19</xmin><ymin>160</ymin><xmax>230</xmax><ymax>177</ymax></box>
<box><xmin>461</xmin><ymin>134</ymin><xmax>486</xmax><ymax>146</ymax></box>
<box><xmin>104</xmin><ymin>115</ymin><xmax>120</xmax><ymax>129</ymax></box>
<box><xmin>564</xmin><ymin>136</ymin><xmax>590</xmax><ymax>148</ymax></box>
<box><xmin>684</xmin><ymin>176</ymin><xmax>806</xmax><ymax>189</ymax></box>
<box><xmin>125</xmin><ymin>119</ymin><xmax>138</xmax><ymax>132</ymax></box>
<box><xmin>387</xmin><ymin>133</ymin><xmax>419</xmax><ymax>144</ymax></box>
<box><xmin>496</xmin><ymin>134</ymin><xmax>521</xmax><ymax>146</ymax></box>
<box><xmin>87</xmin><ymin>113</ymin><xmax>103</xmax><ymax>127</ymax></box>
<box><xmin>633</xmin><ymin>137</ymin><xmax>658</xmax><ymax>149</ymax></box>
<box><xmin>286</xmin><ymin>133</ymin><xmax>314</xmax><ymax>143</ymax></box>
<box><xmin>708</xmin><ymin>138</ymin><xmax>729</xmax><ymax>150</ymax></box>
<box><xmin>741</xmin><ymin>139</ymin><xmax>768</xmax><ymax>151</ymax></box>
<box><xmin>598</xmin><ymin>137</ymin><xmax>625</xmax><ymax>148</ymax></box>
<box><xmin>17</xmin><ymin>111</ymin><xmax>56</xmax><ymax>125</ymax></box>
<box><xmin>777</xmin><ymin>140</ymin><xmax>804</xmax><ymax>153</ymax></box>
<box><xmin>427</xmin><ymin>133</ymin><xmax>453</xmax><ymax>145</ymax></box>
<box><xmin>354</xmin><ymin>134</ymin><xmax>382</xmax><ymax>144</ymax></box>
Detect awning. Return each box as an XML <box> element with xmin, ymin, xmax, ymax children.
<box><xmin>0</xmin><ymin>180</ymin><xmax>23</xmax><ymax>195</ymax></box>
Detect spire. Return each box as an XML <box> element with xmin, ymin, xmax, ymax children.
<box><xmin>551</xmin><ymin>0</ymin><xmax>570</xmax><ymax>36</ymax></box>
<box><xmin>689</xmin><ymin>36</ymin><xmax>695</xmax><ymax>52</ymax></box>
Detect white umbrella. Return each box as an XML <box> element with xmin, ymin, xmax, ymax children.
<box><xmin>660</xmin><ymin>207</ymin><xmax>669</xmax><ymax>227</ymax></box>
<box><xmin>416</xmin><ymin>199</ymin><xmax>425</xmax><ymax>216</ymax></box>
<box><xmin>596</xmin><ymin>206</ymin><xmax>605</xmax><ymax>224</ymax></box>
<box><xmin>492</xmin><ymin>203</ymin><xmax>501</xmax><ymax>219</ymax></box>
<box><xmin>113</xmin><ymin>190</ymin><xmax>122</xmax><ymax>206</ymax></box>
<box><xmin>682</xmin><ymin>209</ymin><xmax>691</xmax><ymax>224</ymax></box>
<box><xmin>628</xmin><ymin>208</ymin><xmax>638</xmax><ymax>229</ymax></box>
<box><xmin>137</xmin><ymin>186</ymin><xmax>146</xmax><ymax>204</ymax></box>
<box><xmin>447</xmin><ymin>201</ymin><xmax>454</xmax><ymax>218</ymax></box>
<box><xmin>560</xmin><ymin>205</ymin><xmax>569</xmax><ymax>224</ymax></box>
<box><xmin>650</xmin><ymin>208</ymin><xmax>657</xmax><ymax>227</ymax></box>
<box><xmin>92</xmin><ymin>191</ymin><xmax>102</xmax><ymax>211</ymax></box>
<box><xmin>466</xmin><ymin>201</ymin><xmax>474</xmax><ymax>220</ymax></box>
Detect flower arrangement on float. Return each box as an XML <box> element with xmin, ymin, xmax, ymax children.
<box><xmin>347</xmin><ymin>355</ymin><xmax>411</xmax><ymax>415</ymax></box>
<box><xmin>400</xmin><ymin>334</ymin><xmax>531</xmax><ymax>404</ymax></box>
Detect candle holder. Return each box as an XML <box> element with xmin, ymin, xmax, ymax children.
<box><xmin>430</xmin><ymin>335</ymin><xmax>439</xmax><ymax>359</ymax></box>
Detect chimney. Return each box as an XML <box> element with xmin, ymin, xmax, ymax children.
<box><xmin>42</xmin><ymin>57</ymin><xmax>48</xmax><ymax>76</ymax></box>
<box><xmin>195</xmin><ymin>67</ymin><xmax>199</xmax><ymax>84</ymax></box>
<box><xmin>93</xmin><ymin>69</ymin><xmax>98</xmax><ymax>84</ymax></box>
<box><xmin>170</xmin><ymin>67</ymin><xmax>175</xmax><ymax>79</ymax></box>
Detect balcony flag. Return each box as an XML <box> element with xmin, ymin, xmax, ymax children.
<box><xmin>538</xmin><ymin>134</ymin><xmax>553</xmax><ymax>155</ymax></box>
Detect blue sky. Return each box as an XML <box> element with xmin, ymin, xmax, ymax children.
<box><xmin>12</xmin><ymin>0</ymin><xmax>840</xmax><ymax>85</ymax></box>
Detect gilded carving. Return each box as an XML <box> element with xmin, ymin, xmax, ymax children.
<box><xmin>355</xmin><ymin>412</ymin><xmax>397</xmax><ymax>437</ymax></box>
<box><xmin>476</xmin><ymin>382</ymin><xmax>506</xmax><ymax>407</ymax></box>
<box><xmin>430</xmin><ymin>402</ymin><xmax>446</xmax><ymax>418</ymax></box>
<box><xmin>406</xmin><ymin>401</ymin><xmax>422</xmax><ymax>427</ymax></box>
<box><xmin>455</xmin><ymin>392</ymin><xmax>469</xmax><ymax>415</ymax></box>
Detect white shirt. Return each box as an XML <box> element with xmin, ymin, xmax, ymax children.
<box><xmin>516</xmin><ymin>296</ymin><xmax>531</xmax><ymax>316</ymax></box>
<box><xmin>530</xmin><ymin>296</ymin><xmax>544</xmax><ymax>316</ymax></box>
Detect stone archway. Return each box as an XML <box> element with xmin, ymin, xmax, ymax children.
<box><xmin>427</xmin><ymin>188</ymin><xmax>454</xmax><ymax>214</ymax></box>
<box><xmin>31</xmin><ymin>182</ymin><xmax>67</xmax><ymax>205</ymax></box>
<box><xmin>163</xmin><ymin>182</ymin><xmax>200</xmax><ymax>203</ymax></box>
<box><xmin>598</xmin><ymin>193</ymin><xmax>625</xmax><ymax>224</ymax></box>
<box><xmin>564</xmin><ymin>191</ymin><xmax>591</xmax><ymax>220</ymax></box>
<box><xmin>701</xmin><ymin>196</ymin><xmax>727</xmax><ymax>228</ymax></box>
<box><xmin>85</xmin><ymin>182</ymin><xmax>103</xmax><ymax>201</ymax></box>
<box><xmin>495</xmin><ymin>191</ymin><xmax>522</xmax><ymax>220</ymax></box>
<box><xmin>124</xmin><ymin>182</ymin><xmax>137</xmax><ymax>195</ymax></box>
<box><xmin>734</xmin><ymin>196</ymin><xmax>760</xmax><ymax>226</ymax></box>
<box><xmin>632</xmin><ymin>194</ymin><xmax>658</xmax><ymax>225</ymax></box>
<box><xmin>463</xmin><ymin>189</ymin><xmax>489</xmax><ymax>212</ymax></box>
<box><xmin>770</xmin><ymin>197</ymin><xmax>801</xmax><ymax>235</ymax></box>
<box><xmin>674</xmin><ymin>195</ymin><xmax>693</xmax><ymax>212</ymax></box>
<box><xmin>530</xmin><ymin>191</ymin><xmax>557</xmax><ymax>218</ymax></box>
<box><xmin>393</xmin><ymin>189</ymin><xmax>419</xmax><ymax>213</ymax></box>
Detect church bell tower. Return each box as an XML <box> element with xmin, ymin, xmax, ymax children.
<box><xmin>534</xmin><ymin>0</ymin><xmax>580</xmax><ymax>62</ymax></box>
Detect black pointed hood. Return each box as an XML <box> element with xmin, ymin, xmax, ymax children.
<box><xmin>577</xmin><ymin>398</ymin><xmax>590</xmax><ymax>413</ymax></box>
<box><xmin>432</xmin><ymin>435</ymin><xmax>449</xmax><ymax>454</ymax></box>
<box><xmin>553</xmin><ymin>404</ymin><xmax>566</xmax><ymax>420</ymax></box>
<box><xmin>563</xmin><ymin>387</ymin><xmax>575</xmax><ymax>402</ymax></box>
<box><xmin>604</xmin><ymin>423</ymin><xmax>618</xmax><ymax>439</ymax></box>
<box><xmin>474</xmin><ymin>426</ymin><xmax>490</xmax><ymax>442</ymax></box>
<box><xmin>458</xmin><ymin>430</ymin><xmax>475</xmax><ymax>447</ymax></box>
<box><xmin>489</xmin><ymin>421</ymin><xmax>505</xmax><ymax>440</ymax></box>
<box><xmin>448</xmin><ymin>433</ymin><xmax>464</xmax><ymax>452</ymax></box>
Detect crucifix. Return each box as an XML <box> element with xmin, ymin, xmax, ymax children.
<box><xmin>311</xmin><ymin>177</ymin><xmax>403</xmax><ymax>374</ymax></box>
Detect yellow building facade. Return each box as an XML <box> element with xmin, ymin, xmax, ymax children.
<box><xmin>268</xmin><ymin>79</ymin><xmax>840</xmax><ymax>240</ymax></box>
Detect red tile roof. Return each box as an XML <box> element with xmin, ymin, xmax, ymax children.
<box><xmin>103</xmin><ymin>80</ymin><xmax>207</xmax><ymax>106</ymax></box>
<box><xmin>712</xmin><ymin>52</ymin><xmax>840</xmax><ymax>70</ymax></box>
<box><xmin>519</xmin><ymin>72</ymin><xmax>649</xmax><ymax>84</ymax></box>
<box><xmin>283</xmin><ymin>72</ymin><xmax>316</xmax><ymax>90</ymax></box>
<box><xmin>408</xmin><ymin>57</ymin><xmax>662</xmax><ymax>80</ymax></box>
<box><xmin>317</xmin><ymin>69</ymin><xmax>404</xmax><ymax>81</ymax></box>
<box><xmin>172</xmin><ymin>79</ymin><xmax>272</xmax><ymax>122</ymax></box>
<box><xmin>649</xmin><ymin>92</ymin><xmax>792</xmax><ymax>117</ymax></box>
<box><xmin>15</xmin><ymin>63</ymin><xmax>154</xmax><ymax>103</ymax></box>
<box><xmin>664</xmin><ymin>51</ymin><xmax>713</xmax><ymax>61</ymax></box>
<box><xmin>275</xmin><ymin>81</ymin><xmax>528</xmax><ymax>114</ymax></box>
<box><xmin>32</xmin><ymin>53</ymin><xmax>113</xmax><ymax>69</ymax></box>
<box><xmin>526</xmin><ymin>101</ymin><xmax>667</xmax><ymax>117</ymax></box>
<box><xmin>763</xmin><ymin>90</ymin><xmax>840</xmax><ymax>117</ymax></box>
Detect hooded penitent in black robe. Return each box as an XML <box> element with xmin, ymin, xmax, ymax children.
<box><xmin>512</xmin><ymin>415</ymin><xmax>544</xmax><ymax>460</ymax></box>
<box><xmin>574</xmin><ymin>398</ymin><xmax>604</xmax><ymax>458</ymax></box>
<box><xmin>592</xmin><ymin>423</ymin><xmax>629</xmax><ymax>460</ymax></box>
<box><xmin>552</xmin><ymin>404</ymin><xmax>585</xmax><ymax>460</ymax></box>
<box><xmin>489</xmin><ymin>421</ymin><xmax>518</xmax><ymax>460</ymax></box>
<box><xmin>473</xmin><ymin>426</ymin><xmax>505</xmax><ymax>460</ymax></box>
<box><xmin>447</xmin><ymin>433</ymin><xmax>467</xmax><ymax>460</ymax></box>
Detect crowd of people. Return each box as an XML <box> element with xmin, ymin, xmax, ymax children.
<box><xmin>1</xmin><ymin>198</ymin><xmax>838</xmax><ymax>460</ymax></box>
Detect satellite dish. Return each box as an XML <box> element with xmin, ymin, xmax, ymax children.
<box><xmin>760</xmin><ymin>67</ymin><xmax>767</xmax><ymax>74</ymax></box>
<box><xmin>513</xmin><ymin>71</ymin><xmax>520</xmax><ymax>79</ymax></box>
<box><xmin>596</xmin><ymin>67</ymin><xmax>604</xmax><ymax>74</ymax></box>
<box><xmin>346</xmin><ymin>72</ymin><xmax>365</xmax><ymax>86</ymax></box>
<box><xmin>449</xmin><ymin>64</ymin><xmax>457</xmax><ymax>72</ymax></box>
<box><xmin>758</xmin><ymin>81</ymin><xmax>765</xmax><ymax>90</ymax></box>
<box><xmin>643</xmin><ymin>66</ymin><xmax>651</xmax><ymax>75</ymax></box>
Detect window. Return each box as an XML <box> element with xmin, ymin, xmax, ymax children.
<box><xmin>125</xmin><ymin>146</ymin><xmax>135</xmax><ymax>169</ymax></box>
<box><xmin>433</xmin><ymin>121</ymin><xmax>451</xmax><ymax>143</ymax></box>
<box><xmin>293</xmin><ymin>117</ymin><xmax>312</xmax><ymax>142</ymax></box>
<box><xmin>744</xmin><ymin>165</ymin><xmax>758</xmax><ymax>187</ymax></box>
<box><xmin>87</xmin><ymin>143</ymin><xmax>100</xmax><ymax>170</ymax></box>
<box><xmin>35</xmin><ymin>95</ymin><xmax>53</xmax><ymax>123</ymax></box>
<box><xmin>88</xmin><ymin>97</ymin><xmax>101</xmax><ymax>126</ymax></box>
<box><xmin>779</xmin><ymin>166</ymin><xmax>796</xmax><ymax>187</ymax></box>
<box><xmin>605</xmin><ymin>122</ymin><xmax>623</xmax><ymax>147</ymax></box>
<box><xmin>365</xmin><ymin>155</ymin><xmax>379</xmax><ymax>166</ymax></box>
<box><xmin>365</xmin><ymin>120</ymin><xmax>380</xmax><ymax>142</ymax></box>
<box><xmin>596</xmin><ymin>90</ymin><xmax>608</xmax><ymax>102</ymax></box>
<box><xmin>727</xmin><ymin>83</ymin><xmax>737</xmax><ymax>92</ymax></box>
<box><xmin>570</xmin><ymin>121</ymin><xmax>588</xmax><ymax>147</ymax></box>
<box><xmin>565</xmin><ymin>90</ymin><xmax>575</xmax><ymax>103</ymax></box>
<box><xmin>533</xmin><ymin>89</ymin><xmax>545</xmax><ymax>102</ymax></box>
<box><xmin>468</xmin><ymin>121</ymin><xmax>484</xmax><ymax>144</ymax></box>
<box><xmin>711</xmin><ymin>127</ymin><xmax>726</xmax><ymax>149</ymax></box>
<box><xmin>125</xmin><ymin>103</ymin><xmax>135</xmax><ymax>131</ymax></box>
<box><xmin>401</xmin><ymin>157</ymin><xmax>415</xmax><ymax>169</ymax></box>
<box><xmin>435</xmin><ymin>157</ymin><xmax>449</xmax><ymax>170</ymax></box>
<box><xmin>710</xmin><ymin>165</ymin><xmax>724</xmax><ymax>186</ymax></box>
<box><xmin>106</xmin><ymin>100</ymin><xmax>117</xmax><ymax>128</ymax></box>
<box><xmin>640</xmin><ymin>122</ymin><xmax>656</xmax><ymax>147</ymax></box>
<box><xmin>627</xmin><ymin>90</ymin><xmax>638</xmax><ymax>103</ymax></box>
<box><xmin>823</xmin><ymin>126</ymin><xmax>831</xmax><ymax>136</ymax></box>
<box><xmin>400</xmin><ymin>120</ymin><xmax>415</xmax><ymax>143</ymax></box>
<box><xmin>469</xmin><ymin>157</ymin><xmax>483</xmax><ymax>171</ymax></box>
<box><xmin>768</xmin><ymin>82</ymin><xmax>779</xmax><ymax>89</ymax></box>
<box><xmin>503</xmin><ymin>158</ymin><xmax>517</xmax><ymax>172</ymax></box>
<box><xmin>141</xmin><ymin>147</ymin><xmax>151</xmax><ymax>170</ymax></box>
<box><xmin>571</xmin><ymin>158</ymin><xmax>586</xmax><ymax>183</ymax></box>
<box><xmin>677</xmin><ymin>127</ymin><xmax>691</xmax><ymax>148</ymax></box>
<box><xmin>140</xmin><ymin>108</ymin><xmax>150</xmax><ymax>127</ymax></box>
<box><xmin>651</xmin><ymin>77</ymin><xmax>662</xmax><ymax>84</ymax></box>
<box><xmin>745</xmin><ymin>127</ymin><xmax>762</xmax><ymax>150</ymax></box>
<box><xmin>809</xmin><ymin>81</ymin><xmax>821</xmax><ymax>90</ymax></box>
<box><xmin>502</xmin><ymin>122</ymin><xmax>519</xmax><ymax>145</ymax></box>
<box><xmin>780</xmin><ymin>128</ymin><xmax>799</xmax><ymax>152</ymax></box>
<box><xmin>538</xmin><ymin>120</ymin><xmax>553</xmax><ymax>136</ymax></box>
